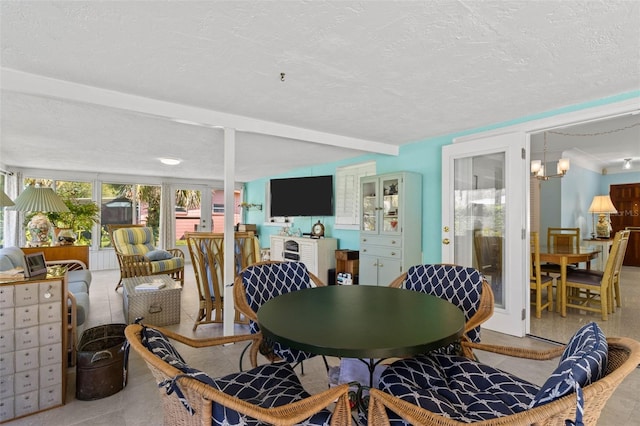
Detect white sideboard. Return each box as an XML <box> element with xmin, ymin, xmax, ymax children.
<box><xmin>0</xmin><ymin>275</ymin><xmax>68</xmax><ymax>422</ymax></box>
<box><xmin>270</xmin><ymin>235</ymin><xmax>337</xmax><ymax>284</ymax></box>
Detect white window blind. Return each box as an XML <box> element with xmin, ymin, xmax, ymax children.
<box><xmin>334</xmin><ymin>161</ymin><xmax>376</xmax><ymax>228</ymax></box>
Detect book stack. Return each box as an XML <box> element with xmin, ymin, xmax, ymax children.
<box><xmin>135</xmin><ymin>281</ymin><xmax>166</xmax><ymax>291</ymax></box>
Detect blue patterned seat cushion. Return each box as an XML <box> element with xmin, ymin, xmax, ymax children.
<box><xmin>141</xmin><ymin>326</ymin><xmax>332</xmax><ymax>426</ymax></box>
<box><xmin>404</xmin><ymin>264</ymin><xmax>484</xmax><ymax>342</ymax></box>
<box><xmin>240</xmin><ymin>262</ymin><xmax>317</xmax><ymax>363</ymax></box>
<box><xmin>379</xmin><ymin>352</ymin><xmax>539</xmax><ymax>423</ymax></box>
<box><xmin>531</xmin><ymin>321</ymin><xmax>607</xmax><ymax>408</ymax></box>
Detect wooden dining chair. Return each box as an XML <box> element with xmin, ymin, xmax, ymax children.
<box><xmin>562</xmin><ymin>230</ymin><xmax>625</xmax><ymax>320</ymax></box>
<box><xmin>541</xmin><ymin>227</ymin><xmax>580</xmax><ymax>275</ymax></box>
<box><xmin>530</xmin><ymin>232</ymin><xmax>554</xmax><ymax>318</ymax></box>
<box><xmin>185</xmin><ymin>231</ymin><xmax>259</xmax><ymax>331</ymax></box>
<box><xmin>389</xmin><ymin>264</ymin><xmax>494</xmax><ymax>358</ymax></box>
<box><xmin>472</xmin><ymin>230</ymin><xmax>503</xmax><ymax>288</ymax></box>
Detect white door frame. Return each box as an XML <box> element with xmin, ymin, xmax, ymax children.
<box><xmin>442</xmin><ymin>132</ymin><xmax>528</xmax><ymax>337</ymax></box>
<box><xmin>450</xmin><ymin>98</ymin><xmax>639</xmax><ymax>335</ymax></box>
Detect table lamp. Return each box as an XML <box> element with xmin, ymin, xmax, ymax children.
<box><xmin>588</xmin><ymin>195</ymin><xmax>618</xmax><ymax>239</ymax></box>
<box><xmin>10</xmin><ymin>183</ymin><xmax>69</xmax><ymax>246</ymax></box>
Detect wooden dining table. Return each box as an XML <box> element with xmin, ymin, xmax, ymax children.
<box><xmin>538</xmin><ymin>245</ymin><xmax>600</xmax><ymax>317</ymax></box>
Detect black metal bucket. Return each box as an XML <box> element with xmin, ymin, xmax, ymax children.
<box><xmin>76</xmin><ymin>324</ymin><xmax>128</xmax><ymax>401</ymax></box>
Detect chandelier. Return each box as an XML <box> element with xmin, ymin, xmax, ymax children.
<box><xmin>530</xmin><ymin>132</ymin><xmax>570</xmax><ymax>180</ymax></box>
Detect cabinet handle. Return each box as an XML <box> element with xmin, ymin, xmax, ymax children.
<box><xmin>362</xmin><ymin>249</ymin><xmax>367</xmax><ymax>252</ymax></box>
<box><xmin>379</xmin><ymin>263</ymin><xmax>384</xmax><ymax>267</ymax></box>
<box><xmin>362</xmin><ymin>238</ymin><xmax>367</xmax><ymax>242</ymax></box>
<box><xmin>442</xmin><ymin>238</ymin><xmax>450</xmax><ymax>245</ymax></box>
<box><xmin>391</xmin><ymin>240</ymin><xmax>397</xmax><ymax>244</ymax></box>
<box><xmin>390</xmin><ymin>252</ymin><xmax>396</xmax><ymax>256</ymax></box>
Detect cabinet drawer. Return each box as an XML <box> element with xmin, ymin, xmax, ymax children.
<box><xmin>0</xmin><ymin>286</ymin><xmax>14</xmax><ymax>308</ymax></box>
<box><xmin>0</xmin><ymin>396</ymin><xmax>15</xmax><ymax>422</ymax></box>
<box><xmin>360</xmin><ymin>235</ymin><xmax>402</xmax><ymax>248</ymax></box>
<box><xmin>14</xmin><ymin>370</ymin><xmax>38</xmax><ymax>395</ymax></box>
<box><xmin>0</xmin><ymin>308</ymin><xmax>14</xmax><ymax>330</ymax></box>
<box><xmin>39</xmin><ymin>385</ymin><xmax>62</xmax><ymax>410</ymax></box>
<box><xmin>39</xmin><ymin>344</ymin><xmax>62</xmax><ymax>366</ymax></box>
<box><xmin>0</xmin><ymin>374</ymin><xmax>14</xmax><ymax>399</ymax></box>
<box><xmin>39</xmin><ymin>323</ymin><xmax>61</xmax><ymax>346</ymax></box>
<box><xmin>39</xmin><ymin>282</ymin><xmax>62</xmax><ymax>303</ymax></box>
<box><xmin>15</xmin><ymin>348</ymin><xmax>39</xmax><ymax>373</ymax></box>
<box><xmin>15</xmin><ymin>326</ymin><xmax>39</xmax><ymax>351</ymax></box>
<box><xmin>14</xmin><ymin>390</ymin><xmax>38</xmax><ymax>418</ymax></box>
<box><xmin>0</xmin><ymin>330</ymin><xmax>16</xmax><ymax>353</ymax></box>
<box><xmin>39</xmin><ymin>365</ymin><xmax>61</xmax><ymax>388</ymax></box>
<box><xmin>38</xmin><ymin>302</ymin><xmax>62</xmax><ymax>324</ymax></box>
<box><xmin>360</xmin><ymin>245</ymin><xmax>402</xmax><ymax>259</ymax></box>
<box><xmin>15</xmin><ymin>306</ymin><xmax>38</xmax><ymax>328</ymax></box>
<box><xmin>0</xmin><ymin>352</ymin><xmax>14</xmax><ymax>376</ymax></box>
<box><xmin>14</xmin><ymin>283</ymin><xmax>40</xmax><ymax>307</ymax></box>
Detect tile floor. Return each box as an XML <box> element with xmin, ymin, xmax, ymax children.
<box><xmin>6</xmin><ymin>266</ymin><xmax>639</xmax><ymax>425</ymax></box>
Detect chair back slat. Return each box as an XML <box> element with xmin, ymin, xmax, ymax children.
<box><xmin>547</xmin><ymin>227</ymin><xmax>580</xmax><ymax>251</ymax></box>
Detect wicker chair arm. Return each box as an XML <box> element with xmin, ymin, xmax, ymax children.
<box><xmin>387</xmin><ymin>272</ymin><xmax>407</xmax><ymax>288</ymax></box>
<box><xmin>463</xmin><ymin>340</ymin><xmax>566</xmax><ymax>360</ymax></box>
<box><xmin>143</xmin><ymin>324</ymin><xmax>258</xmax><ymax>348</ymax></box>
<box><xmin>188</xmin><ymin>379</ymin><xmax>351</xmax><ymax>426</ymax></box>
<box><xmin>165</xmin><ymin>248</ymin><xmax>184</xmax><ymax>259</ymax></box>
<box><xmin>46</xmin><ymin>259</ymin><xmax>88</xmax><ymax>271</ymax></box>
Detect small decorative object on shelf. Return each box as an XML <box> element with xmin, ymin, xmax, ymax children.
<box><xmin>311</xmin><ymin>220</ymin><xmax>325</xmax><ymax>238</ymax></box>
<box><xmin>238</xmin><ymin>202</ymin><xmax>263</xmax><ymax>211</ymax></box>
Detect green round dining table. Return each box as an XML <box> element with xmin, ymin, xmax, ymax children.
<box><xmin>257</xmin><ymin>285</ymin><xmax>465</xmax><ymax>360</ymax></box>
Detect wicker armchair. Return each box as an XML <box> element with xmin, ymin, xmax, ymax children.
<box><xmin>107</xmin><ymin>224</ymin><xmax>184</xmax><ymax>291</ymax></box>
<box><xmin>368</xmin><ymin>334</ymin><xmax>640</xmax><ymax>426</ymax></box>
<box><xmin>185</xmin><ymin>231</ymin><xmax>260</xmax><ymax>331</ymax></box>
<box><xmin>233</xmin><ymin>261</ymin><xmax>327</xmax><ymax>370</ymax></box>
<box><xmin>388</xmin><ymin>264</ymin><xmax>494</xmax><ymax>358</ymax></box>
<box><xmin>125</xmin><ymin>323</ymin><xmax>351</xmax><ymax>426</ymax></box>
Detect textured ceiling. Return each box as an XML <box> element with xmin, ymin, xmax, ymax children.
<box><xmin>1</xmin><ymin>1</ymin><xmax>639</xmax><ymax>182</ymax></box>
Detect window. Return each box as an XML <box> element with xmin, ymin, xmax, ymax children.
<box><xmin>100</xmin><ymin>182</ymin><xmax>161</xmax><ymax>247</ymax></box>
<box><xmin>334</xmin><ymin>162</ymin><xmax>376</xmax><ymax>229</ymax></box>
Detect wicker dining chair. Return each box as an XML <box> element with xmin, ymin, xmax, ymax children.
<box><xmin>125</xmin><ymin>323</ymin><xmax>352</xmax><ymax>426</ymax></box>
<box><xmin>368</xmin><ymin>323</ymin><xmax>640</xmax><ymax>426</ymax></box>
<box><xmin>185</xmin><ymin>231</ymin><xmax>260</xmax><ymax>331</ymax></box>
<box><xmin>388</xmin><ymin>264</ymin><xmax>494</xmax><ymax>358</ymax></box>
<box><xmin>233</xmin><ymin>261</ymin><xmax>327</xmax><ymax>371</ymax></box>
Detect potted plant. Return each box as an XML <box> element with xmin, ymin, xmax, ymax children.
<box><xmin>46</xmin><ymin>197</ymin><xmax>100</xmax><ymax>245</ymax></box>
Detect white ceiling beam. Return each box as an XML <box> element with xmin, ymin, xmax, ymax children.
<box><xmin>1</xmin><ymin>68</ymin><xmax>399</xmax><ymax>156</ymax></box>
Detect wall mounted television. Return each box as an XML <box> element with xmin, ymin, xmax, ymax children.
<box><xmin>270</xmin><ymin>175</ymin><xmax>334</xmax><ymax>217</ymax></box>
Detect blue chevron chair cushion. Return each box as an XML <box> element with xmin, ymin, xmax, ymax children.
<box><xmin>141</xmin><ymin>326</ymin><xmax>332</xmax><ymax>426</ymax></box>
<box><xmin>531</xmin><ymin>321</ymin><xmax>607</xmax><ymax>408</ymax></box>
<box><xmin>376</xmin><ymin>323</ymin><xmax>607</xmax><ymax>425</ymax></box>
<box><xmin>378</xmin><ymin>352</ymin><xmax>540</xmax><ymax>423</ymax></box>
<box><xmin>239</xmin><ymin>262</ymin><xmax>317</xmax><ymax>363</ymax></box>
<box><xmin>404</xmin><ymin>264</ymin><xmax>484</xmax><ymax>342</ymax></box>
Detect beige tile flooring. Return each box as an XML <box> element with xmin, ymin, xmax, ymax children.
<box><xmin>6</xmin><ymin>266</ymin><xmax>639</xmax><ymax>425</ymax></box>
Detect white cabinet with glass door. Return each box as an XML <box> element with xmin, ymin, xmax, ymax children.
<box><xmin>359</xmin><ymin>172</ymin><xmax>422</xmax><ymax>286</ymax></box>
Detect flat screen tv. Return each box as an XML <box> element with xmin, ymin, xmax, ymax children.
<box><xmin>270</xmin><ymin>175</ymin><xmax>333</xmax><ymax>217</ymax></box>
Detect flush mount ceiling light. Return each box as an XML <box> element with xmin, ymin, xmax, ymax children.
<box><xmin>159</xmin><ymin>158</ymin><xmax>181</xmax><ymax>166</ymax></box>
<box><xmin>623</xmin><ymin>158</ymin><xmax>632</xmax><ymax>169</ymax></box>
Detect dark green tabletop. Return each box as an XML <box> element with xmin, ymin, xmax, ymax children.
<box><xmin>257</xmin><ymin>285</ymin><xmax>465</xmax><ymax>359</ymax></box>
